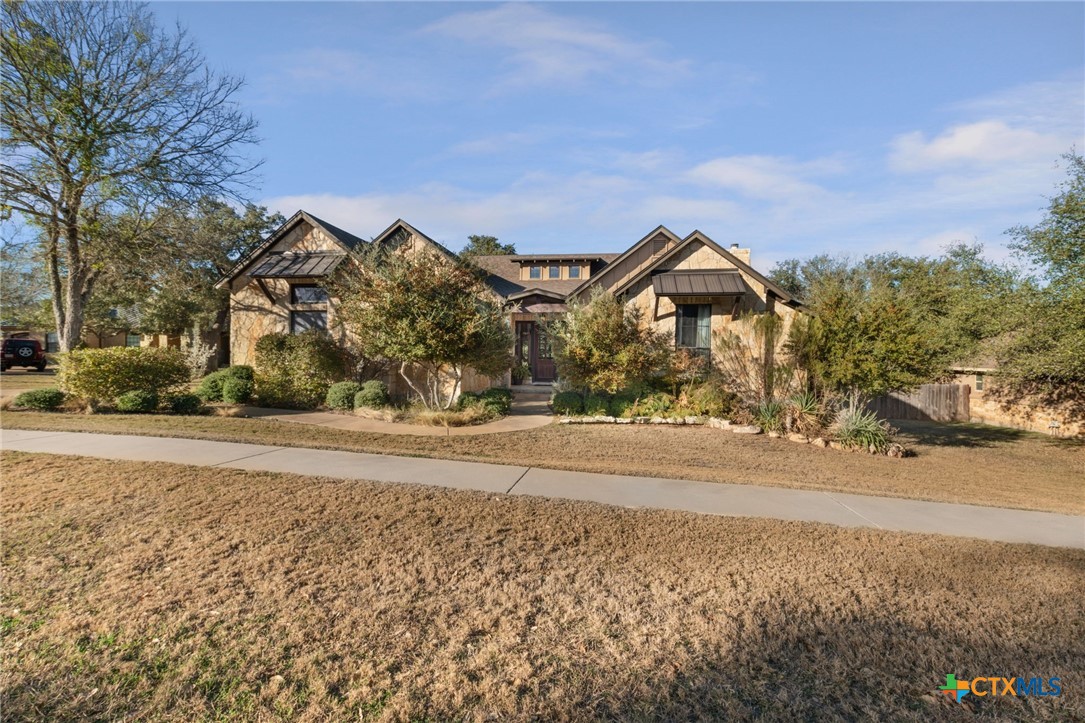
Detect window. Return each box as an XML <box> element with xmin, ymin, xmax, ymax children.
<box><xmin>549</xmin><ymin>265</ymin><xmax>561</xmax><ymax>279</ymax></box>
<box><xmin>537</xmin><ymin>327</ymin><xmax>552</xmax><ymax>359</ymax></box>
<box><xmin>291</xmin><ymin>284</ymin><xmax>328</xmax><ymax>304</ymax></box>
<box><xmin>569</xmin><ymin>265</ymin><xmax>581</xmax><ymax>279</ymax></box>
<box><xmin>125</xmin><ymin>333</ymin><xmax>141</xmax><ymax>347</ymax></box>
<box><xmin>290</xmin><ymin>310</ymin><xmax>327</xmax><ymax>334</ymax></box>
<box><xmin>676</xmin><ymin>304</ymin><xmax>711</xmax><ymax>354</ymax></box>
<box><xmin>529</xmin><ymin>265</ymin><xmax>541</xmax><ymax>279</ymax></box>
<box><xmin>974</xmin><ymin>373</ymin><xmax>984</xmax><ymax>391</ymax></box>
<box><xmin>45</xmin><ymin>332</ymin><xmax>59</xmax><ymax>353</ymax></box>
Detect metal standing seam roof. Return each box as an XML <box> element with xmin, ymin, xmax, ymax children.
<box><xmin>652</xmin><ymin>270</ymin><xmax>746</xmax><ymax>296</ymax></box>
<box><xmin>248</xmin><ymin>253</ymin><xmax>346</xmax><ymax>278</ymax></box>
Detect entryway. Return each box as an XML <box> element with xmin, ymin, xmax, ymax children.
<box><xmin>514</xmin><ymin>321</ymin><xmax>556</xmax><ymax>383</ymax></box>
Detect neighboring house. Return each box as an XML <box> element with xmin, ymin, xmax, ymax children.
<box><xmin>217</xmin><ymin>210</ymin><xmax>803</xmax><ymax>396</ymax></box>
<box><xmin>951</xmin><ymin>360</ymin><xmax>1082</xmax><ymax>437</ymax></box>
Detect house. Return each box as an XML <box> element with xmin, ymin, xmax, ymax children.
<box><xmin>217</xmin><ymin>211</ymin><xmax>803</xmax><ymax>395</ymax></box>
<box><xmin>950</xmin><ymin>359</ymin><xmax>1082</xmax><ymax>437</ymax></box>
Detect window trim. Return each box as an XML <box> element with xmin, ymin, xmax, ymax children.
<box><xmin>125</xmin><ymin>333</ymin><xmax>141</xmax><ymax>348</ymax></box>
<box><xmin>548</xmin><ymin>265</ymin><xmax>561</xmax><ymax>279</ymax></box>
<box><xmin>568</xmin><ymin>265</ymin><xmax>581</xmax><ymax>279</ymax></box>
<box><xmin>675</xmin><ymin>303</ymin><xmax>712</xmax><ymax>354</ymax></box>
<box><xmin>974</xmin><ymin>373</ymin><xmax>984</xmax><ymax>391</ymax></box>
<box><xmin>528</xmin><ymin>265</ymin><xmax>541</xmax><ymax>280</ymax></box>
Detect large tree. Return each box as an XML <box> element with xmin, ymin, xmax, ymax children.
<box><xmin>1001</xmin><ymin>151</ymin><xmax>1085</xmax><ymax>392</ymax></box>
<box><xmin>1</xmin><ymin>1</ymin><xmax>259</xmax><ymax>351</ymax></box>
<box><xmin>460</xmin><ymin>234</ymin><xmax>516</xmax><ymax>259</ymax></box>
<box><xmin>333</xmin><ymin>250</ymin><xmax>513</xmax><ymax>410</ymax></box>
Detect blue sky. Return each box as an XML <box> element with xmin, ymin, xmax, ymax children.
<box><xmin>161</xmin><ymin>1</ymin><xmax>1083</xmax><ymax>268</ymax></box>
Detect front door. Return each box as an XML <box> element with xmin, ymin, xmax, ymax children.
<box><xmin>514</xmin><ymin>321</ymin><xmax>556</xmax><ymax>382</ymax></box>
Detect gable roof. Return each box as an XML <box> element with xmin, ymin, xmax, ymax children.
<box><xmin>369</xmin><ymin>218</ymin><xmax>460</xmax><ymax>263</ymax></box>
<box><xmin>567</xmin><ymin>225</ymin><xmax>683</xmax><ymax>298</ymax></box>
<box><xmin>215</xmin><ymin>210</ymin><xmax>367</xmax><ymax>289</ymax></box>
<box><xmin>601</xmin><ymin>229</ymin><xmax>802</xmax><ymax>307</ymax></box>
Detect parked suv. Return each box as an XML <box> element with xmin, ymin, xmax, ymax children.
<box><xmin>1</xmin><ymin>338</ymin><xmax>47</xmax><ymax>371</ymax></box>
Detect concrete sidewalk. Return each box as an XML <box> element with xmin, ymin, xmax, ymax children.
<box><xmin>2</xmin><ymin>429</ymin><xmax>1082</xmax><ymax>549</ymax></box>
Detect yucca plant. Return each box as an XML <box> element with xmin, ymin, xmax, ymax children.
<box><xmin>753</xmin><ymin>400</ymin><xmax>785</xmax><ymax>432</ymax></box>
<box><xmin>786</xmin><ymin>390</ymin><xmax>823</xmax><ymax>435</ymax></box>
<box><xmin>831</xmin><ymin>407</ymin><xmax>894</xmax><ymax>452</ymax></box>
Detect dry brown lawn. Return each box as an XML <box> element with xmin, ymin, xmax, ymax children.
<box><xmin>3</xmin><ymin>409</ymin><xmax>1083</xmax><ymax>514</ymax></box>
<box><xmin>2</xmin><ymin>452</ymin><xmax>1083</xmax><ymax>722</ymax></box>
<box><xmin>0</xmin><ymin>369</ymin><xmax>57</xmax><ymax>400</ymax></box>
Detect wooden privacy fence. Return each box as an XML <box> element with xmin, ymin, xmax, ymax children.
<box><xmin>868</xmin><ymin>384</ymin><xmax>970</xmax><ymax>422</ymax></box>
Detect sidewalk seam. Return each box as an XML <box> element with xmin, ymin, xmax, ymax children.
<box><xmin>210</xmin><ymin>448</ymin><xmax>285</xmax><ymax>467</ymax></box>
<box><xmin>506</xmin><ymin>467</ymin><xmax>531</xmax><ymax>494</ymax></box>
<box><xmin>822</xmin><ymin>492</ymin><xmax>884</xmax><ymax>529</ymax></box>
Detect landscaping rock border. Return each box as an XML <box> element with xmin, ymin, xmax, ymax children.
<box><xmin>556</xmin><ymin>414</ymin><xmax>909</xmax><ymax>457</ymax></box>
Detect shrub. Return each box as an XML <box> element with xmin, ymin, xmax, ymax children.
<box><xmin>456</xmin><ymin>391</ymin><xmax>482</xmax><ymax>410</ymax></box>
<box><xmin>326</xmin><ymin>381</ymin><xmax>363</xmax><ymax>410</ymax></box>
<box><xmin>583</xmin><ymin>392</ymin><xmax>611</xmax><ymax>416</ymax></box>
<box><xmin>168</xmin><ymin>394</ymin><xmax>204</xmax><ymax>415</ymax></box>
<box><xmin>551</xmin><ymin>390</ymin><xmax>583</xmax><ymax>415</ymax></box>
<box><xmin>687</xmin><ymin>381</ymin><xmax>738</xmax><ymax>418</ymax></box>
<box><xmin>832</xmin><ymin>407</ymin><xmax>895</xmax><ymax>452</ymax></box>
<box><xmin>225</xmin><ymin>365</ymin><xmax>254</xmax><ymax>382</ymax></box>
<box><xmin>635</xmin><ymin>392</ymin><xmax>675</xmax><ymax>417</ymax></box>
<box><xmin>786</xmin><ymin>391</ymin><xmax>825</xmax><ymax>435</ymax></box>
<box><xmin>12</xmin><ymin>388</ymin><xmax>65</xmax><ymax>411</ymax></box>
<box><xmin>753</xmin><ymin>400</ymin><xmax>785</xmax><ymax>432</ymax></box>
<box><xmin>354</xmin><ymin>380</ymin><xmax>390</xmax><ymax>409</ymax></box>
<box><xmin>197</xmin><ymin>370</ymin><xmax>229</xmax><ymax>402</ymax></box>
<box><xmin>58</xmin><ymin>347</ymin><xmax>189</xmax><ymax>403</ymax></box>
<box><xmin>253</xmin><ymin>331</ymin><xmax>350</xmax><ymax>409</ymax></box>
<box><xmin>480</xmin><ymin>387</ymin><xmax>513</xmax><ymax>415</ymax></box>
<box><xmin>221</xmin><ymin>377</ymin><xmax>254</xmax><ymax>404</ymax></box>
<box><xmin>116</xmin><ymin>390</ymin><xmax>159</xmax><ymax>414</ymax></box>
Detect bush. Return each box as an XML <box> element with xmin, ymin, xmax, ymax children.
<box><xmin>197</xmin><ymin>365</ymin><xmax>256</xmax><ymax>402</ymax></box>
<box><xmin>326</xmin><ymin>381</ymin><xmax>363</xmax><ymax>410</ymax></box>
<box><xmin>168</xmin><ymin>394</ymin><xmax>204</xmax><ymax>415</ymax></box>
<box><xmin>753</xmin><ymin>400</ymin><xmax>785</xmax><ymax>432</ymax></box>
<box><xmin>12</xmin><ymin>388</ymin><xmax>65</xmax><ymax>411</ymax></box>
<box><xmin>832</xmin><ymin>407</ymin><xmax>895</xmax><ymax>452</ymax></box>
<box><xmin>583</xmin><ymin>392</ymin><xmax>611</xmax><ymax>416</ymax></box>
<box><xmin>480</xmin><ymin>387</ymin><xmax>513</xmax><ymax>415</ymax></box>
<box><xmin>58</xmin><ymin>347</ymin><xmax>189</xmax><ymax>403</ymax></box>
<box><xmin>551</xmin><ymin>390</ymin><xmax>583</xmax><ymax>415</ymax></box>
<box><xmin>354</xmin><ymin>380</ymin><xmax>390</xmax><ymax>409</ymax></box>
<box><xmin>254</xmin><ymin>332</ymin><xmax>351</xmax><ymax>409</ymax></box>
<box><xmin>687</xmin><ymin>380</ymin><xmax>738</xmax><ymax>418</ymax></box>
<box><xmin>786</xmin><ymin>391</ymin><xmax>825</xmax><ymax>435</ymax></box>
<box><xmin>222</xmin><ymin>377</ymin><xmax>254</xmax><ymax>404</ymax></box>
<box><xmin>116</xmin><ymin>389</ymin><xmax>159</xmax><ymax>414</ymax></box>
<box><xmin>456</xmin><ymin>391</ymin><xmax>482</xmax><ymax>410</ymax></box>
<box><xmin>635</xmin><ymin>392</ymin><xmax>675</xmax><ymax>417</ymax></box>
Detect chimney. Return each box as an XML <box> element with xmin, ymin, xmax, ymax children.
<box><xmin>728</xmin><ymin>243</ymin><xmax>751</xmax><ymax>266</ymax></box>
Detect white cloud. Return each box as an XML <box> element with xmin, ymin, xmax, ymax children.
<box><xmin>889</xmin><ymin>120</ymin><xmax>1068</xmax><ymax>172</ymax></box>
<box><xmin>422</xmin><ymin>4</ymin><xmax>690</xmax><ymax>91</ymax></box>
<box><xmin>684</xmin><ymin>155</ymin><xmax>840</xmax><ymax>201</ymax></box>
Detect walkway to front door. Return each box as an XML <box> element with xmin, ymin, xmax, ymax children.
<box><xmin>515</xmin><ymin>321</ymin><xmax>556</xmax><ymax>382</ymax></box>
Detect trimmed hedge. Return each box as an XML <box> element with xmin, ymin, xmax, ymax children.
<box><xmin>326</xmin><ymin>381</ymin><xmax>363</xmax><ymax>410</ymax></box>
<box><xmin>116</xmin><ymin>390</ymin><xmax>159</xmax><ymax>414</ymax></box>
<box><xmin>551</xmin><ymin>390</ymin><xmax>583</xmax><ymax>415</ymax></box>
<box><xmin>12</xmin><ymin>388</ymin><xmax>65</xmax><ymax>411</ymax></box>
<box><xmin>197</xmin><ymin>366</ymin><xmax>255</xmax><ymax>402</ymax></box>
<box><xmin>354</xmin><ymin>380</ymin><xmax>389</xmax><ymax>409</ymax></box>
<box><xmin>254</xmin><ymin>332</ymin><xmax>350</xmax><ymax>409</ymax></box>
<box><xmin>59</xmin><ymin>347</ymin><xmax>189</xmax><ymax>403</ymax></box>
<box><xmin>168</xmin><ymin>394</ymin><xmax>204</xmax><ymax>415</ymax></box>
<box><xmin>221</xmin><ymin>377</ymin><xmax>254</xmax><ymax>404</ymax></box>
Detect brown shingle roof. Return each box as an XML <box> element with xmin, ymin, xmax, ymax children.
<box><xmin>472</xmin><ymin>254</ymin><xmax>620</xmax><ymax>299</ymax></box>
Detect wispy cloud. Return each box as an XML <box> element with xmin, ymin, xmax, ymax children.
<box><xmin>685</xmin><ymin>155</ymin><xmax>844</xmax><ymax>201</ymax></box>
<box><xmin>422</xmin><ymin>4</ymin><xmax>690</xmax><ymax>92</ymax></box>
<box><xmin>889</xmin><ymin>120</ymin><xmax>1068</xmax><ymax>172</ymax></box>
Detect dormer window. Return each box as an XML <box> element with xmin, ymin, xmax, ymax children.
<box><xmin>569</xmin><ymin>265</ymin><xmax>581</xmax><ymax>279</ymax></box>
<box><xmin>549</xmin><ymin>265</ymin><xmax>560</xmax><ymax>279</ymax></box>
<box><xmin>529</xmin><ymin>266</ymin><xmax>541</xmax><ymax>279</ymax></box>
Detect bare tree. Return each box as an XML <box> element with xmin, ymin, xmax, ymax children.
<box><xmin>1</xmin><ymin>1</ymin><xmax>259</xmax><ymax>350</ymax></box>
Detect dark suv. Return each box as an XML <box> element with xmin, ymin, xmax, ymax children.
<box><xmin>1</xmin><ymin>338</ymin><xmax>47</xmax><ymax>371</ymax></box>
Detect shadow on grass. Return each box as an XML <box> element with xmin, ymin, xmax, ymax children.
<box><xmin>893</xmin><ymin>420</ymin><xmax>1082</xmax><ymax>450</ymax></box>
